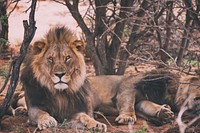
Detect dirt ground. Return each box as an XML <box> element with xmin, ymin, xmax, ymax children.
<box><xmin>0</xmin><ymin>114</ymin><xmax>176</xmax><ymax>133</ymax></box>
<box><xmin>0</xmin><ymin>0</ymin><xmax>199</xmax><ymax>133</ymax></box>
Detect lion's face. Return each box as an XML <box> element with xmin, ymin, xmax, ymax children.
<box><xmin>30</xmin><ymin>27</ymin><xmax>86</xmax><ymax>93</ymax></box>
<box><xmin>41</xmin><ymin>43</ymin><xmax>84</xmax><ymax>90</ymax></box>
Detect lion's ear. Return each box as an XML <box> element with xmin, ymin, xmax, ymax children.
<box><xmin>33</xmin><ymin>41</ymin><xmax>46</xmax><ymax>54</ymax></box>
<box><xmin>70</xmin><ymin>40</ymin><xmax>86</xmax><ymax>53</ymax></box>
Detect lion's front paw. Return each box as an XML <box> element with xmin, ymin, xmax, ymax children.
<box><xmin>115</xmin><ymin>112</ymin><xmax>137</xmax><ymax>124</ymax></box>
<box><xmin>86</xmin><ymin>120</ymin><xmax>107</xmax><ymax>132</ymax></box>
<box><xmin>37</xmin><ymin>114</ymin><xmax>58</xmax><ymax>130</ymax></box>
<box><xmin>80</xmin><ymin>117</ymin><xmax>107</xmax><ymax>132</ymax></box>
<box><xmin>156</xmin><ymin>104</ymin><xmax>174</xmax><ymax>123</ymax></box>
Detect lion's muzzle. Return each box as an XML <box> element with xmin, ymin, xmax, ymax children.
<box><xmin>52</xmin><ymin>72</ymin><xmax>71</xmax><ymax>91</ymax></box>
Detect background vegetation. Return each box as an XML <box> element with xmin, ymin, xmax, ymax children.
<box><xmin>63</xmin><ymin>0</ymin><xmax>200</xmax><ymax>75</ymax></box>
<box><xmin>1</xmin><ymin>0</ymin><xmax>200</xmax><ymax>75</ymax></box>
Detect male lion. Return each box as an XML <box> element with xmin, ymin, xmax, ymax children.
<box><xmin>21</xmin><ymin>26</ymin><xmax>107</xmax><ymax>131</ymax></box>
<box><xmin>17</xmin><ymin>26</ymin><xmax>200</xmax><ymax>131</ymax></box>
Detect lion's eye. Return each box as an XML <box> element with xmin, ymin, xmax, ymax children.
<box><xmin>48</xmin><ymin>57</ymin><xmax>54</xmax><ymax>63</ymax></box>
<box><xmin>65</xmin><ymin>56</ymin><xmax>71</xmax><ymax>63</ymax></box>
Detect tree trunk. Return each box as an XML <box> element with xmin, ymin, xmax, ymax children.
<box><xmin>176</xmin><ymin>1</ymin><xmax>193</xmax><ymax>66</ymax></box>
<box><xmin>94</xmin><ymin>0</ymin><xmax>109</xmax><ymax>75</ymax></box>
<box><xmin>107</xmin><ymin>0</ymin><xmax>133</xmax><ymax>74</ymax></box>
<box><xmin>160</xmin><ymin>2</ymin><xmax>173</xmax><ymax>63</ymax></box>
<box><xmin>116</xmin><ymin>0</ymin><xmax>149</xmax><ymax>75</ymax></box>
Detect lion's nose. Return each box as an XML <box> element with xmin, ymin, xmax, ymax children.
<box><xmin>55</xmin><ymin>72</ymin><xmax>66</xmax><ymax>79</ymax></box>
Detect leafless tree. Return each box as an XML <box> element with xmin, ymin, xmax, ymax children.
<box><xmin>60</xmin><ymin>0</ymin><xmax>200</xmax><ymax>75</ymax></box>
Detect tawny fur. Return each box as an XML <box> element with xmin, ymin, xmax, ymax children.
<box><xmin>21</xmin><ymin>26</ymin><xmax>107</xmax><ymax>131</ymax></box>
<box><xmin>88</xmin><ymin>70</ymin><xmax>199</xmax><ymax>125</ymax></box>
<box><xmin>16</xmin><ymin>26</ymin><xmax>200</xmax><ymax>130</ymax></box>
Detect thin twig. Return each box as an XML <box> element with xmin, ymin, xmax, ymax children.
<box><xmin>94</xmin><ymin>111</ymin><xmax>115</xmax><ymax>129</ymax></box>
<box><xmin>52</xmin><ymin>0</ymin><xmax>65</xmax><ymax>6</ymax></box>
<box><xmin>7</xmin><ymin>0</ymin><xmax>19</xmax><ymax>18</ymax></box>
<box><xmin>160</xmin><ymin>49</ymin><xmax>177</xmax><ymax>67</ymax></box>
<box><xmin>33</xmin><ymin>127</ymin><xmax>39</xmax><ymax>133</ymax></box>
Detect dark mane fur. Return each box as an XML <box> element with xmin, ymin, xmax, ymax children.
<box><xmin>135</xmin><ymin>69</ymin><xmax>179</xmax><ymax>110</ymax></box>
<box><xmin>46</xmin><ymin>26</ymin><xmax>75</xmax><ymax>44</ymax></box>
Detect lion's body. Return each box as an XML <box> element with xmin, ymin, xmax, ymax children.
<box><xmin>18</xmin><ymin>26</ymin><xmax>200</xmax><ymax>130</ymax></box>
<box><xmin>87</xmin><ymin>70</ymin><xmax>200</xmax><ymax>125</ymax></box>
<box><xmin>88</xmin><ymin>75</ymin><xmax>127</xmax><ymax>109</ymax></box>
<box><xmin>87</xmin><ymin>70</ymin><xmax>178</xmax><ymax>125</ymax></box>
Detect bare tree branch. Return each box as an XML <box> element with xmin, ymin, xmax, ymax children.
<box><xmin>7</xmin><ymin>0</ymin><xmax>19</xmax><ymax>18</ymax></box>
<box><xmin>65</xmin><ymin>0</ymin><xmax>91</xmax><ymax>35</ymax></box>
<box><xmin>117</xmin><ymin>0</ymin><xmax>149</xmax><ymax>75</ymax></box>
<box><xmin>160</xmin><ymin>1</ymin><xmax>173</xmax><ymax>62</ymax></box>
<box><xmin>64</xmin><ymin>0</ymin><xmax>106</xmax><ymax>75</ymax></box>
<box><xmin>62</xmin><ymin>0</ymin><xmax>199</xmax><ymax>76</ymax></box>
<box><xmin>184</xmin><ymin>0</ymin><xmax>200</xmax><ymax>29</ymax></box>
<box><xmin>0</xmin><ymin>0</ymin><xmax>37</xmax><ymax>119</ymax></box>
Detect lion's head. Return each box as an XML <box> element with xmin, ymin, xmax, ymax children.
<box><xmin>29</xmin><ymin>26</ymin><xmax>86</xmax><ymax>93</ymax></box>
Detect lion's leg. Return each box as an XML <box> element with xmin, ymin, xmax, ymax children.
<box><xmin>115</xmin><ymin>89</ymin><xmax>137</xmax><ymax>124</ymax></box>
<box><xmin>85</xmin><ymin>93</ymin><xmax>94</xmax><ymax>118</ymax></box>
<box><xmin>8</xmin><ymin>91</ymin><xmax>27</xmax><ymax>116</ymax></box>
<box><xmin>14</xmin><ymin>96</ymin><xmax>27</xmax><ymax>115</ymax></box>
<box><xmin>28</xmin><ymin>107</ymin><xmax>57</xmax><ymax>130</ymax></box>
<box><xmin>73</xmin><ymin>112</ymin><xmax>107</xmax><ymax>132</ymax></box>
<box><xmin>136</xmin><ymin>100</ymin><xmax>174</xmax><ymax>124</ymax></box>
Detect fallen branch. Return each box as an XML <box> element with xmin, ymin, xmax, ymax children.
<box><xmin>0</xmin><ymin>0</ymin><xmax>37</xmax><ymax>119</ymax></box>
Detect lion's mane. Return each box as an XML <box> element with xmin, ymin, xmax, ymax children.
<box><xmin>21</xmin><ymin>26</ymin><xmax>89</xmax><ymax>122</ymax></box>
